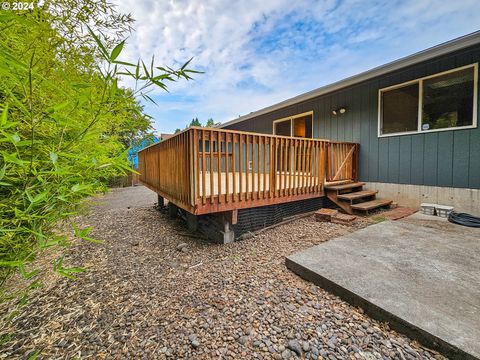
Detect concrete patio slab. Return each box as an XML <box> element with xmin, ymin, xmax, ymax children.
<box><xmin>286</xmin><ymin>213</ymin><xmax>480</xmax><ymax>359</ymax></box>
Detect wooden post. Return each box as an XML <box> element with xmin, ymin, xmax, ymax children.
<box><xmin>168</xmin><ymin>202</ymin><xmax>178</xmax><ymax>218</ymax></box>
<box><xmin>157</xmin><ymin>194</ymin><xmax>164</xmax><ymax>207</ymax></box>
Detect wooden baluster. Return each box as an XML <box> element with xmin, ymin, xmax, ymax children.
<box><xmin>286</xmin><ymin>138</ymin><xmax>290</xmax><ymax>195</ymax></box>
<box><xmin>281</xmin><ymin>138</ymin><xmax>285</xmax><ymax>196</ymax></box>
<box><xmin>322</xmin><ymin>142</ymin><xmax>327</xmax><ymax>190</ymax></box>
<box><xmin>184</xmin><ymin>133</ymin><xmax>188</xmax><ymax>203</ymax></box>
<box><xmin>355</xmin><ymin>144</ymin><xmax>359</xmax><ymax>181</ymax></box>
<box><xmin>298</xmin><ymin>139</ymin><xmax>302</xmax><ymax>194</ymax></box>
<box><xmin>257</xmin><ymin>136</ymin><xmax>261</xmax><ymax>199</ymax></box>
<box><xmin>239</xmin><ymin>134</ymin><xmax>243</xmax><ymax>201</ymax></box>
<box><xmin>193</xmin><ymin>129</ymin><xmax>199</xmax><ymax>207</ymax></box>
<box><xmin>271</xmin><ymin>137</ymin><xmax>276</xmax><ymax>198</ymax></box>
<box><xmin>209</xmin><ymin>130</ymin><xmax>214</xmax><ymax>203</ymax></box>
<box><xmin>333</xmin><ymin>143</ymin><xmax>336</xmax><ymax>181</ymax></box>
<box><xmin>301</xmin><ymin>140</ymin><xmax>306</xmax><ymax>193</ymax></box>
<box><xmin>232</xmin><ymin>134</ymin><xmax>237</xmax><ymax>202</ymax></box>
<box><xmin>179</xmin><ymin>136</ymin><xmax>183</xmax><ymax>200</ymax></box>
<box><xmin>263</xmin><ymin>136</ymin><xmax>267</xmax><ymax>199</ymax></box>
<box><xmin>300</xmin><ymin>139</ymin><xmax>304</xmax><ymax>194</ymax></box>
<box><xmin>182</xmin><ymin>134</ymin><xmax>186</xmax><ymax>202</ymax></box>
<box><xmin>310</xmin><ymin>141</ymin><xmax>318</xmax><ymax>192</ymax></box>
<box><xmin>314</xmin><ymin>141</ymin><xmax>317</xmax><ymax>191</ymax></box>
<box><xmin>246</xmin><ymin>135</ymin><xmax>249</xmax><ymax>201</ymax></box>
<box><xmin>298</xmin><ymin>140</ymin><xmax>302</xmax><ymax>194</ymax></box>
<box><xmin>225</xmin><ymin>132</ymin><xmax>230</xmax><ymax>203</ymax></box>
<box><xmin>202</xmin><ymin>130</ymin><xmax>206</xmax><ymax>204</ymax></box>
<box><xmin>217</xmin><ymin>131</ymin><xmax>222</xmax><ymax>204</ymax></box>
<box><xmin>292</xmin><ymin>139</ymin><xmax>296</xmax><ymax>195</ymax></box>
<box><xmin>329</xmin><ymin>143</ymin><xmax>333</xmax><ymax>182</ymax></box>
<box><xmin>284</xmin><ymin>138</ymin><xmax>288</xmax><ymax>196</ymax></box>
<box><xmin>175</xmin><ymin>137</ymin><xmax>178</xmax><ymax>199</ymax></box>
<box><xmin>252</xmin><ymin>135</ymin><xmax>256</xmax><ymax>199</ymax></box>
<box><xmin>316</xmin><ymin>142</ymin><xmax>320</xmax><ymax>192</ymax></box>
<box><xmin>305</xmin><ymin>140</ymin><xmax>312</xmax><ymax>194</ymax></box>
<box><xmin>251</xmin><ymin>135</ymin><xmax>255</xmax><ymax>200</ymax></box>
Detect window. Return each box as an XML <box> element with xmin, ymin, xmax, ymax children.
<box><xmin>381</xmin><ymin>83</ymin><xmax>419</xmax><ymax>134</ymax></box>
<box><xmin>274</xmin><ymin>119</ymin><xmax>291</xmax><ymax>136</ymax></box>
<box><xmin>379</xmin><ymin>64</ymin><xmax>478</xmax><ymax>136</ymax></box>
<box><xmin>273</xmin><ymin>112</ymin><xmax>313</xmax><ymax>138</ymax></box>
<box><xmin>422</xmin><ymin>67</ymin><xmax>475</xmax><ymax>131</ymax></box>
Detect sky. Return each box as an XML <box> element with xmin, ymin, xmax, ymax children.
<box><xmin>112</xmin><ymin>0</ymin><xmax>480</xmax><ymax>135</ymax></box>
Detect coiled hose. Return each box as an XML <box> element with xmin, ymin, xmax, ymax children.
<box><xmin>448</xmin><ymin>211</ymin><xmax>480</xmax><ymax>228</ymax></box>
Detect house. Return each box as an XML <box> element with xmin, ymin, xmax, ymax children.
<box><xmin>138</xmin><ymin>31</ymin><xmax>479</xmax><ymax>243</ymax></box>
<box><xmin>219</xmin><ymin>31</ymin><xmax>480</xmax><ymax>215</ymax></box>
<box><xmin>160</xmin><ymin>133</ymin><xmax>174</xmax><ymax>141</ymax></box>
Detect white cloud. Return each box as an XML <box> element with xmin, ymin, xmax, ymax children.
<box><xmin>111</xmin><ymin>0</ymin><xmax>480</xmax><ymax>133</ymax></box>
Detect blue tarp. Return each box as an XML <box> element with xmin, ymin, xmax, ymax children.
<box><xmin>128</xmin><ymin>136</ymin><xmax>159</xmax><ymax>169</ymax></box>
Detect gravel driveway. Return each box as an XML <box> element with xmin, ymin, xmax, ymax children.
<box><xmin>1</xmin><ymin>186</ymin><xmax>444</xmax><ymax>359</ymax></box>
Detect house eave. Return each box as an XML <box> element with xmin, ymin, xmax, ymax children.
<box><xmin>219</xmin><ymin>31</ymin><xmax>480</xmax><ymax>129</ymax></box>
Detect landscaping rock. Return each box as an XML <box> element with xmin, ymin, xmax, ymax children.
<box><xmin>188</xmin><ymin>334</ymin><xmax>200</xmax><ymax>348</ymax></box>
<box><xmin>0</xmin><ymin>187</ymin><xmax>445</xmax><ymax>360</ymax></box>
<box><xmin>176</xmin><ymin>242</ymin><xmax>188</xmax><ymax>251</ymax></box>
<box><xmin>281</xmin><ymin>349</ymin><xmax>293</xmax><ymax>359</ymax></box>
<box><xmin>287</xmin><ymin>339</ymin><xmax>302</xmax><ymax>356</ymax></box>
<box><xmin>238</xmin><ymin>336</ymin><xmax>248</xmax><ymax>345</ymax></box>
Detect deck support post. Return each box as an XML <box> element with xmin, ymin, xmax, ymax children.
<box><xmin>186</xmin><ymin>212</ymin><xmax>198</xmax><ymax>232</ymax></box>
<box><xmin>220</xmin><ymin>218</ymin><xmax>235</xmax><ymax>244</ymax></box>
<box><xmin>157</xmin><ymin>194</ymin><xmax>165</xmax><ymax>207</ymax></box>
<box><xmin>217</xmin><ymin>210</ymin><xmax>236</xmax><ymax>244</ymax></box>
<box><xmin>168</xmin><ymin>203</ymin><xmax>179</xmax><ymax>218</ymax></box>
<box><xmin>224</xmin><ymin>209</ymin><xmax>238</xmax><ymax>225</ymax></box>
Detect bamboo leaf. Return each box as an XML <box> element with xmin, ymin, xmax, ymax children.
<box><xmin>81</xmin><ymin>236</ymin><xmax>104</xmax><ymax>244</ymax></box>
<box><xmin>110</xmin><ymin>40</ymin><xmax>125</xmax><ymax>62</ymax></box>
<box><xmin>32</xmin><ymin>191</ymin><xmax>48</xmax><ymax>204</ymax></box>
<box><xmin>0</xmin><ymin>104</ymin><xmax>8</xmax><ymax>126</ymax></box>
<box><xmin>86</xmin><ymin>26</ymin><xmax>109</xmax><ymax>60</ymax></box>
<box><xmin>181</xmin><ymin>57</ymin><xmax>193</xmax><ymax>70</ymax></box>
<box><xmin>113</xmin><ymin>60</ymin><xmax>136</xmax><ymax>67</ymax></box>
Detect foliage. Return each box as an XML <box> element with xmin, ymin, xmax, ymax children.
<box><xmin>189</xmin><ymin>117</ymin><xmax>202</xmax><ymax>127</ymax></box>
<box><xmin>175</xmin><ymin>117</ymin><xmax>220</xmax><ymax>133</ymax></box>
<box><xmin>0</xmin><ymin>0</ymin><xmax>199</xmax><ymax>296</ymax></box>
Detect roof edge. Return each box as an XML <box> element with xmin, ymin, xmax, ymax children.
<box><xmin>219</xmin><ymin>31</ymin><xmax>480</xmax><ymax>129</ymax></box>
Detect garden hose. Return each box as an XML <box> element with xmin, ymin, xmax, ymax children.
<box><xmin>447</xmin><ymin>212</ymin><xmax>480</xmax><ymax>228</ymax></box>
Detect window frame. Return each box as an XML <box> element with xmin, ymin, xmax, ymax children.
<box><xmin>378</xmin><ymin>63</ymin><xmax>478</xmax><ymax>138</ymax></box>
<box><xmin>272</xmin><ymin>111</ymin><xmax>314</xmax><ymax>138</ymax></box>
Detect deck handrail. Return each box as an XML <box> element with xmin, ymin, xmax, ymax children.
<box><xmin>138</xmin><ymin>127</ymin><xmax>358</xmax><ymax>215</ymax></box>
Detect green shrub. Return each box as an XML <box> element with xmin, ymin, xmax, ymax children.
<box><xmin>0</xmin><ymin>0</ymin><xmax>199</xmax><ymax>298</ymax></box>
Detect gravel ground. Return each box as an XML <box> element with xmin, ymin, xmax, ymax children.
<box><xmin>0</xmin><ymin>187</ymin><xmax>445</xmax><ymax>359</ymax></box>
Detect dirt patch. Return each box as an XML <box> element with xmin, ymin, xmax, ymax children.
<box><xmin>0</xmin><ymin>188</ymin><xmax>444</xmax><ymax>359</ymax></box>
<box><xmin>378</xmin><ymin>207</ymin><xmax>418</xmax><ymax>221</ymax></box>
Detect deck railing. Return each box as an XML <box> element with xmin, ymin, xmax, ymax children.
<box><xmin>325</xmin><ymin>142</ymin><xmax>359</xmax><ymax>182</ymax></box>
<box><xmin>139</xmin><ymin>127</ymin><xmax>358</xmax><ymax>215</ymax></box>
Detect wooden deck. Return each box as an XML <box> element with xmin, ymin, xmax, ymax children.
<box><xmin>138</xmin><ymin>127</ymin><xmax>359</xmax><ymax>215</ymax></box>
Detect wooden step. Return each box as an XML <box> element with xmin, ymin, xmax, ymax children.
<box><xmin>324</xmin><ymin>182</ymin><xmax>365</xmax><ymax>191</ymax></box>
<box><xmin>337</xmin><ymin>190</ymin><xmax>378</xmax><ymax>201</ymax></box>
<box><xmin>351</xmin><ymin>198</ymin><xmax>393</xmax><ymax>212</ymax></box>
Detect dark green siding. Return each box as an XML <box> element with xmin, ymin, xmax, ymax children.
<box><xmin>224</xmin><ymin>44</ymin><xmax>480</xmax><ymax>189</ymax></box>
